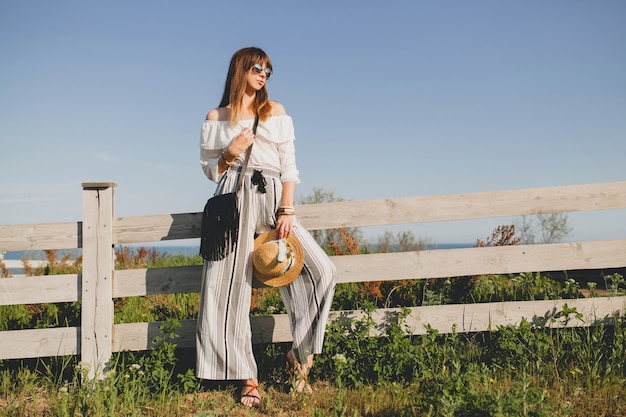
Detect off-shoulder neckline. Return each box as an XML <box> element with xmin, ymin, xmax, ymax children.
<box><xmin>204</xmin><ymin>115</ymin><xmax>291</xmax><ymax>123</ymax></box>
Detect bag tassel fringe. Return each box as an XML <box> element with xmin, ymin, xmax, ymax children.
<box><xmin>199</xmin><ymin>193</ymin><xmax>239</xmax><ymax>262</ymax></box>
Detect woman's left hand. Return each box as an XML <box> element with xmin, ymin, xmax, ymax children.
<box><xmin>276</xmin><ymin>214</ymin><xmax>294</xmax><ymax>239</ymax></box>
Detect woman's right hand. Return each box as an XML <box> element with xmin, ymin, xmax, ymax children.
<box><xmin>227</xmin><ymin>127</ymin><xmax>255</xmax><ymax>157</ymax></box>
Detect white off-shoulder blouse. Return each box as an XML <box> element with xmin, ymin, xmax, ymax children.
<box><xmin>200</xmin><ymin>115</ymin><xmax>300</xmax><ymax>184</ymax></box>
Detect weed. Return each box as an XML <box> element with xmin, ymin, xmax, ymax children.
<box><xmin>605</xmin><ymin>273</ymin><xmax>626</xmax><ymax>296</ymax></box>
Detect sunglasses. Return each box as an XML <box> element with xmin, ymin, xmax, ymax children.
<box><xmin>251</xmin><ymin>63</ymin><xmax>272</xmax><ymax>79</ymax></box>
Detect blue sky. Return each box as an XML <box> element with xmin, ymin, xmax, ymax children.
<box><xmin>1</xmin><ymin>0</ymin><xmax>624</xmax><ymax>245</ymax></box>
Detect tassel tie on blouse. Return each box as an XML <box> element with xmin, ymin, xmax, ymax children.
<box><xmin>251</xmin><ymin>169</ymin><xmax>267</xmax><ymax>194</ymax></box>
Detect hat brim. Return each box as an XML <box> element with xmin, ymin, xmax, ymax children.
<box><xmin>253</xmin><ymin>230</ymin><xmax>304</xmax><ymax>287</ymax></box>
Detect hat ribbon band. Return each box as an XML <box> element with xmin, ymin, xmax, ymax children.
<box><xmin>272</xmin><ymin>256</ymin><xmax>294</xmax><ymax>277</ymax></box>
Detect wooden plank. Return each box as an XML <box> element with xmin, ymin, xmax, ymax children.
<box><xmin>2</xmin><ymin>297</ymin><xmax>622</xmax><ymax>360</ymax></box>
<box><xmin>113</xmin><ymin>320</ymin><xmax>197</xmax><ymax>352</ymax></box>
<box><xmin>111</xmin><ymin>296</ymin><xmax>626</xmax><ymax>350</ymax></box>
<box><xmin>329</xmin><ymin>297</ymin><xmax>626</xmax><ymax>337</ymax></box>
<box><xmin>250</xmin><ymin>314</ymin><xmax>294</xmax><ymax>344</ymax></box>
<box><xmin>396</xmin><ymin>296</ymin><xmax>626</xmax><ymax>335</ymax></box>
<box><xmin>113</xmin><ymin>213</ymin><xmax>202</xmax><ymax>244</ymax></box>
<box><xmin>82</xmin><ymin>182</ymin><xmax>117</xmax><ymax>189</ymax></box>
<box><xmin>333</xmin><ymin>239</ymin><xmax>626</xmax><ymax>283</ymax></box>
<box><xmin>0</xmin><ymin>327</ymin><xmax>78</xmax><ymax>359</ymax></box>
<box><xmin>113</xmin><ymin>266</ymin><xmax>202</xmax><ymax>297</ymax></box>
<box><xmin>6</xmin><ymin>239</ymin><xmax>622</xmax><ymax>305</ymax></box>
<box><xmin>108</xmin><ymin>240</ymin><xmax>626</xmax><ymax>298</ymax></box>
<box><xmin>296</xmin><ymin>181</ymin><xmax>626</xmax><ymax>231</ymax></box>
<box><xmin>108</xmin><ymin>181</ymin><xmax>626</xmax><ymax>244</ymax></box>
<box><xmin>112</xmin><ymin>315</ymin><xmax>295</xmax><ymax>350</ymax></box>
<box><xmin>81</xmin><ymin>185</ymin><xmax>115</xmax><ymax>379</ymax></box>
<box><xmin>0</xmin><ymin>222</ymin><xmax>80</xmax><ymax>252</ymax></box>
<box><xmin>2</xmin><ymin>181</ymin><xmax>623</xmax><ymax>250</ymax></box>
<box><xmin>113</xmin><ymin>265</ymin><xmax>281</xmax><ymax>296</ymax></box>
<box><xmin>0</xmin><ymin>274</ymin><xmax>80</xmax><ymax>305</ymax></box>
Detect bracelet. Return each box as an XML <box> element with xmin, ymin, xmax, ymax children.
<box><xmin>221</xmin><ymin>152</ymin><xmax>235</xmax><ymax>167</ymax></box>
<box><xmin>276</xmin><ymin>206</ymin><xmax>296</xmax><ymax>216</ymax></box>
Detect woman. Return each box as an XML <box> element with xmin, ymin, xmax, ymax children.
<box><xmin>196</xmin><ymin>47</ymin><xmax>336</xmax><ymax>408</ymax></box>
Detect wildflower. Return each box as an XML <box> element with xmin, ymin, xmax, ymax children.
<box><xmin>138</xmin><ymin>370</ymin><xmax>145</xmax><ymax>376</ymax></box>
<box><xmin>124</xmin><ymin>374</ymin><xmax>130</xmax><ymax>380</ymax></box>
<box><xmin>77</xmin><ymin>361</ymin><xmax>91</xmax><ymax>373</ymax></box>
<box><xmin>333</xmin><ymin>353</ymin><xmax>347</xmax><ymax>364</ymax></box>
<box><xmin>130</xmin><ymin>364</ymin><xmax>141</xmax><ymax>371</ymax></box>
<box><xmin>59</xmin><ymin>386</ymin><xmax>69</xmax><ymax>394</ymax></box>
<box><xmin>489</xmin><ymin>378</ymin><xmax>496</xmax><ymax>384</ymax></box>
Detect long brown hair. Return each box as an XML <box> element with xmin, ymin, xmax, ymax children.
<box><xmin>219</xmin><ymin>47</ymin><xmax>273</xmax><ymax>124</ymax></box>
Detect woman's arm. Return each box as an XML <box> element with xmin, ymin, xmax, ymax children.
<box><xmin>205</xmin><ymin>108</ymin><xmax>256</xmax><ymax>175</ymax></box>
<box><xmin>276</xmin><ymin>181</ymin><xmax>296</xmax><ymax>239</ymax></box>
<box><xmin>272</xmin><ymin>100</ymin><xmax>298</xmax><ymax>239</ymax></box>
<box><xmin>280</xmin><ymin>181</ymin><xmax>296</xmax><ymax>208</ymax></box>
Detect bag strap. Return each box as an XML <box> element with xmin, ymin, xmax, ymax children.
<box><xmin>235</xmin><ymin>113</ymin><xmax>259</xmax><ymax>192</ymax></box>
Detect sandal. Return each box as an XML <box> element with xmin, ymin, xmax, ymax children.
<box><xmin>286</xmin><ymin>350</ymin><xmax>314</xmax><ymax>394</ymax></box>
<box><xmin>240</xmin><ymin>379</ymin><xmax>261</xmax><ymax>408</ymax></box>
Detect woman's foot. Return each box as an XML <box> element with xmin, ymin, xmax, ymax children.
<box><xmin>240</xmin><ymin>379</ymin><xmax>261</xmax><ymax>408</ymax></box>
<box><xmin>287</xmin><ymin>350</ymin><xmax>314</xmax><ymax>394</ymax></box>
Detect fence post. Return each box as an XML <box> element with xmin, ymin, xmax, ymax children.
<box><xmin>81</xmin><ymin>182</ymin><xmax>116</xmax><ymax>380</ymax></box>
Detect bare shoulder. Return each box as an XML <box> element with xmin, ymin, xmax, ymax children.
<box><xmin>206</xmin><ymin>107</ymin><xmax>230</xmax><ymax>121</ymax></box>
<box><xmin>270</xmin><ymin>101</ymin><xmax>287</xmax><ymax>116</ymax></box>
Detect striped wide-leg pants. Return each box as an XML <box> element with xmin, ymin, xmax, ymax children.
<box><xmin>196</xmin><ymin>165</ymin><xmax>336</xmax><ymax>380</ymax></box>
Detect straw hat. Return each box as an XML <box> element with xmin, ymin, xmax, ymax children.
<box><xmin>252</xmin><ymin>230</ymin><xmax>304</xmax><ymax>287</ymax></box>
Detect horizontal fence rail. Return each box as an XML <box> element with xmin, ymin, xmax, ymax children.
<box><xmin>3</xmin><ymin>240</ymin><xmax>625</xmax><ymax>305</ymax></box>
<box><xmin>6</xmin><ymin>181</ymin><xmax>622</xmax><ymax>251</ymax></box>
<box><xmin>1</xmin><ymin>180</ymin><xmax>625</xmax><ymax>379</ymax></box>
<box><xmin>2</xmin><ymin>298</ymin><xmax>626</xmax><ymax>360</ymax></box>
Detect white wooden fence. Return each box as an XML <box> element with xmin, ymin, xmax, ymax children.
<box><xmin>1</xmin><ymin>181</ymin><xmax>625</xmax><ymax>380</ymax></box>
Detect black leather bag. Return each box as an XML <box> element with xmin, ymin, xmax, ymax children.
<box><xmin>199</xmin><ymin>192</ymin><xmax>239</xmax><ymax>261</ymax></box>
<box><xmin>199</xmin><ymin>115</ymin><xmax>258</xmax><ymax>262</ymax></box>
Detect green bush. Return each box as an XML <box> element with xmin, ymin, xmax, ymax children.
<box><xmin>309</xmin><ymin>305</ymin><xmax>626</xmax><ymax>416</ymax></box>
